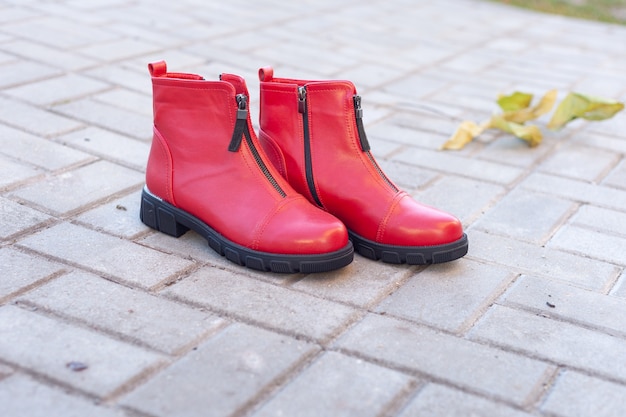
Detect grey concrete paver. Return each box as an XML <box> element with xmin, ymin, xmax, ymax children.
<box><xmin>120</xmin><ymin>323</ymin><xmax>318</xmax><ymax>417</ymax></box>
<box><xmin>473</xmin><ymin>188</ymin><xmax>575</xmax><ymax>244</ymax></box>
<box><xmin>252</xmin><ymin>351</ymin><xmax>416</xmax><ymax>417</ymax></box>
<box><xmin>375</xmin><ymin>259</ymin><xmax>515</xmax><ymax>333</ymax></box>
<box><xmin>470</xmin><ymin>304</ymin><xmax>626</xmax><ymax>382</ymax></box>
<box><xmin>0</xmin><ymin>304</ymin><xmax>166</xmax><ymax>397</ymax></box>
<box><xmin>10</xmin><ymin>160</ymin><xmax>143</xmax><ymax>215</ymax></box>
<box><xmin>334</xmin><ymin>313</ymin><xmax>553</xmax><ymax>406</ymax></box>
<box><xmin>502</xmin><ymin>275</ymin><xmax>626</xmax><ymax>338</ymax></box>
<box><xmin>19</xmin><ymin>271</ymin><xmax>226</xmax><ymax>355</ymax></box>
<box><xmin>398</xmin><ymin>383</ymin><xmax>534</xmax><ymax>417</ymax></box>
<box><xmin>0</xmin><ymin>124</ymin><xmax>93</xmax><ymax>171</ymax></box>
<box><xmin>541</xmin><ymin>371</ymin><xmax>626</xmax><ymax>417</ymax></box>
<box><xmin>0</xmin><ymin>197</ymin><xmax>51</xmax><ymax>239</ymax></box>
<box><xmin>468</xmin><ymin>229</ymin><xmax>620</xmax><ymax>291</ymax></box>
<box><xmin>2</xmin><ymin>0</ymin><xmax>626</xmax><ymax>415</ymax></box>
<box><xmin>18</xmin><ymin>222</ymin><xmax>195</xmax><ymax>288</ymax></box>
<box><xmin>0</xmin><ymin>247</ymin><xmax>64</xmax><ymax>302</ymax></box>
<box><xmin>163</xmin><ymin>266</ymin><xmax>359</xmax><ymax>343</ymax></box>
<box><xmin>0</xmin><ymin>373</ymin><xmax>128</xmax><ymax>417</ymax></box>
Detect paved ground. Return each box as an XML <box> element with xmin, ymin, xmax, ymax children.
<box><xmin>1</xmin><ymin>0</ymin><xmax>626</xmax><ymax>416</ymax></box>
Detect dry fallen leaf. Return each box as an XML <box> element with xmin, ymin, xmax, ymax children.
<box><xmin>548</xmin><ymin>92</ymin><xmax>625</xmax><ymax>130</ymax></box>
<box><xmin>442</xmin><ymin>89</ymin><xmax>623</xmax><ymax>150</ymax></box>
<box><xmin>440</xmin><ymin>120</ymin><xmax>488</xmax><ymax>150</ymax></box>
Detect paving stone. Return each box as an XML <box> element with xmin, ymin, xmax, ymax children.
<box><xmin>76</xmin><ymin>38</ymin><xmax>160</xmax><ymax>61</ymax></box>
<box><xmin>0</xmin><ymin>124</ymin><xmax>92</xmax><ymax>171</ymax></box>
<box><xmin>549</xmin><ymin>224</ymin><xmax>626</xmax><ymax>266</ymax></box>
<box><xmin>20</xmin><ymin>271</ymin><xmax>225</xmax><ymax>355</ymax></box>
<box><xmin>10</xmin><ymin>160</ymin><xmax>143</xmax><ymax>215</ymax></box>
<box><xmin>383</xmin><ymin>74</ymin><xmax>450</xmax><ymax>100</ymax></box>
<box><xmin>0</xmin><ymin>96</ymin><xmax>83</xmax><ymax>137</ymax></box>
<box><xmin>0</xmin><ymin>197</ymin><xmax>50</xmax><ymax>239</ymax></box>
<box><xmin>290</xmin><ymin>255</ymin><xmax>411</xmax><ymax>308</ymax></box>
<box><xmin>120</xmin><ymin>323</ymin><xmax>318</xmax><ymax>417</ymax></box>
<box><xmin>477</xmin><ymin>134</ymin><xmax>559</xmax><ymax>168</ymax></box>
<box><xmin>1</xmin><ymin>16</ymin><xmax>116</xmax><ymax>49</ymax></box>
<box><xmin>612</xmin><ymin>270</ymin><xmax>626</xmax><ymax>298</ymax></box>
<box><xmin>470</xmin><ymin>305</ymin><xmax>626</xmax><ymax>383</ymax></box>
<box><xmin>473</xmin><ymin>188</ymin><xmax>575</xmax><ymax>244</ymax></box>
<box><xmin>376</xmin><ymin>159</ymin><xmax>439</xmax><ymax>191</ymax></box>
<box><xmin>53</xmin><ymin>98</ymin><xmax>152</xmax><ymax>140</ymax></box>
<box><xmin>18</xmin><ymin>222</ymin><xmax>195</xmax><ymax>288</ymax></box>
<box><xmin>254</xmin><ymin>351</ymin><xmax>415</xmax><ymax>417</ymax></box>
<box><xmin>541</xmin><ymin>371</ymin><xmax>626</xmax><ymax>417</ymax></box>
<box><xmin>93</xmin><ymin>89</ymin><xmax>153</xmax><ymax>117</ymax></box>
<box><xmin>0</xmin><ymin>304</ymin><xmax>166</xmax><ymax>397</ymax></box>
<box><xmin>393</xmin><ymin>148</ymin><xmax>524</xmax><ymax>185</ymax></box>
<box><xmin>0</xmin><ymin>154</ymin><xmax>43</xmax><ymax>189</ymax></box>
<box><xmin>84</xmin><ymin>64</ymin><xmax>153</xmax><ymax>95</ymax></box>
<box><xmin>467</xmin><ymin>230</ymin><xmax>619</xmax><ymax>291</ymax></box>
<box><xmin>0</xmin><ymin>59</ymin><xmax>60</xmax><ymax>88</ymax></box>
<box><xmin>569</xmin><ymin>204</ymin><xmax>626</xmax><ymax>237</ymax></box>
<box><xmin>0</xmin><ymin>247</ymin><xmax>64</xmax><ymax>302</ymax></box>
<box><xmin>0</xmin><ymin>373</ymin><xmax>128</xmax><ymax>417</ymax></box>
<box><xmin>538</xmin><ymin>144</ymin><xmax>619</xmax><ymax>182</ymax></box>
<box><xmin>502</xmin><ymin>275</ymin><xmax>626</xmax><ymax>338</ymax></box>
<box><xmin>570</xmin><ymin>130</ymin><xmax>626</xmax><ymax>154</ymax></box>
<box><xmin>334</xmin><ymin>313</ymin><xmax>552</xmax><ymax>406</ymax></box>
<box><xmin>75</xmin><ymin>189</ymin><xmax>145</xmax><ymax>239</ymax></box>
<box><xmin>3</xmin><ymin>73</ymin><xmax>111</xmax><ymax>106</ymax></box>
<box><xmin>57</xmin><ymin>126</ymin><xmax>151</xmax><ymax>170</ymax></box>
<box><xmin>398</xmin><ymin>383</ymin><xmax>533</xmax><ymax>417</ymax></box>
<box><xmin>376</xmin><ymin>259</ymin><xmax>515</xmax><ymax>333</ymax></box>
<box><xmin>413</xmin><ymin>175</ymin><xmax>505</xmax><ymax>224</ymax></box>
<box><xmin>521</xmin><ymin>172</ymin><xmax>626</xmax><ymax>211</ymax></box>
<box><xmin>163</xmin><ymin>266</ymin><xmax>358</xmax><ymax>342</ymax></box>
<box><xmin>0</xmin><ymin>40</ymin><xmax>98</xmax><ymax>71</ymax></box>
<box><xmin>367</xmin><ymin>122</ymin><xmax>453</xmax><ymax>149</ymax></box>
<box><xmin>602</xmin><ymin>158</ymin><xmax>626</xmax><ymax>190</ymax></box>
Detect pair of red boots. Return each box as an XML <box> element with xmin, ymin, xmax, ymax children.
<box><xmin>140</xmin><ymin>61</ymin><xmax>468</xmax><ymax>273</ymax></box>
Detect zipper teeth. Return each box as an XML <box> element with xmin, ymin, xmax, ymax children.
<box><xmin>245</xmin><ymin>131</ymin><xmax>287</xmax><ymax>198</ymax></box>
<box><xmin>366</xmin><ymin>151</ymin><xmax>399</xmax><ymax>192</ymax></box>
<box><xmin>299</xmin><ymin>86</ymin><xmax>323</xmax><ymax>207</ymax></box>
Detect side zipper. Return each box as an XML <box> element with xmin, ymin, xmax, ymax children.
<box><xmin>229</xmin><ymin>94</ymin><xmax>287</xmax><ymax>198</ymax></box>
<box><xmin>298</xmin><ymin>86</ymin><xmax>323</xmax><ymax>207</ymax></box>
<box><xmin>353</xmin><ymin>95</ymin><xmax>399</xmax><ymax>193</ymax></box>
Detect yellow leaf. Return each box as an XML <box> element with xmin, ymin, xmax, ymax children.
<box><xmin>489</xmin><ymin>115</ymin><xmax>543</xmax><ymax>147</ymax></box>
<box><xmin>440</xmin><ymin>120</ymin><xmax>487</xmax><ymax>150</ymax></box>
<box><xmin>548</xmin><ymin>92</ymin><xmax>625</xmax><ymax>130</ymax></box>
<box><xmin>497</xmin><ymin>91</ymin><xmax>533</xmax><ymax>111</ymax></box>
<box><xmin>502</xmin><ymin>89</ymin><xmax>558</xmax><ymax>124</ymax></box>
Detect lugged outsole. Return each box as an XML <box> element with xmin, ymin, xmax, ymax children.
<box><xmin>140</xmin><ymin>187</ymin><xmax>353</xmax><ymax>273</ymax></box>
<box><xmin>348</xmin><ymin>231</ymin><xmax>468</xmax><ymax>265</ymax></box>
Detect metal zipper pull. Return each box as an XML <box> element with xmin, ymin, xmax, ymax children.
<box><xmin>228</xmin><ymin>94</ymin><xmax>248</xmax><ymax>152</ymax></box>
<box><xmin>353</xmin><ymin>95</ymin><xmax>371</xmax><ymax>152</ymax></box>
<box><xmin>298</xmin><ymin>86</ymin><xmax>307</xmax><ymax>113</ymax></box>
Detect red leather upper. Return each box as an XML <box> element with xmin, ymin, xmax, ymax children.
<box><xmin>258</xmin><ymin>70</ymin><xmax>464</xmax><ymax>247</ymax></box>
<box><xmin>146</xmin><ymin>62</ymin><xmax>348</xmax><ymax>254</ymax></box>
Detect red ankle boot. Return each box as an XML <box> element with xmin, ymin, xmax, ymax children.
<box><xmin>140</xmin><ymin>61</ymin><xmax>353</xmax><ymax>273</ymax></box>
<box><xmin>257</xmin><ymin>67</ymin><xmax>467</xmax><ymax>264</ymax></box>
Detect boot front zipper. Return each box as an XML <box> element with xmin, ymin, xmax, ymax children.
<box><xmin>298</xmin><ymin>86</ymin><xmax>323</xmax><ymax>207</ymax></box>
<box><xmin>229</xmin><ymin>94</ymin><xmax>287</xmax><ymax>198</ymax></box>
<box><xmin>353</xmin><ymin>95</ymin><xmax>399</xmax><ymax>193</ymax></box>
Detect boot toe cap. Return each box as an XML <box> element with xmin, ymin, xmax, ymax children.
<box><xmin>381</xmin><ymin>197</ymin><xmax>464</xmax><ymax>247</ymax></box>
<box><xmin>255</xmin><ymin>200</ymin><xmax>349</xmax><ymax>255</ymax></box>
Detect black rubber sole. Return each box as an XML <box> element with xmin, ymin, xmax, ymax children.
<box><xmin>140</xmin><ymin>187</ymin><xmax>354</xmax><ymax>273</ymax></box>
<box><xmin>349</xmin><ymin>230</ymin><xmax>468</xmax><ymax>264</ymax></box>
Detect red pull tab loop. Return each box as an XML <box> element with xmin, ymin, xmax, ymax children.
<box><xmin>148</xmin><ymin>61</ymin><xmax>167</xmax><ymax>77</ymax></box>
<box><xmin>258</xmin><ymin>66</ymin><xmax>274</xmax><ymax>82</ymax></box>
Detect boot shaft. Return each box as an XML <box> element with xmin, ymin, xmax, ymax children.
<box><xmin>258</xmin><ymin>68</ymin><xmax>400</xmax><ymax>238</ymax></box>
